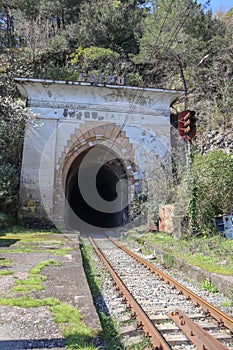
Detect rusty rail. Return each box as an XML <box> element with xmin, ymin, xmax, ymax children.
<box><xmin>109</xmin><ymin>237</ymin><xmax>233</xmax><ymax>334</ymax></box>
<box><xmin>169</xmin><ymin>309</ymin><xmax>229</xmax><ymax>350</ymax></box>
<box><xmin>89</xmin><ymin>237</ymin><xmax>172</xmax><ymax>350</ymax></box>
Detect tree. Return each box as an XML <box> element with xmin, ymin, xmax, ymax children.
<box><xmin>70</xmin><ymin>46</ymin><xmax>120</xmax><ymax>76</ymax></box>
<box><xmin>74</xmin><ymin>0</ymin><xmax>145</xmax><ymax>55</ymax></box>
<box><xmin>134</xmin><ymin>0</ymin><xmax>225</xmax><ymax>92</ymax></box>
<box><xmin>0</xmin><ymin>92</ymin><xmax>28</xmax><ymax>214</ymax></box>
<box><xmin>0</xmin><ymin>0</ymin><xmax>18</xmax><ymax>49</ymax></box>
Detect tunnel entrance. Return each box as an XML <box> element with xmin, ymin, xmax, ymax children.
<box><xmin>65</xmin><ymin>145</ymin><xmax>130</xmax><ymax>230</ymax></box>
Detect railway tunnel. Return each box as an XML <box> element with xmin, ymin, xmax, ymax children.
<box><xmin>65</xmin><ymin>145</ymin><xmax>130</xmax><ymax>230</ymax></box>
<box><xmin>15</xmin><ymin>78</ymin><xmax>183</xmax><ymax>230</ymax></box>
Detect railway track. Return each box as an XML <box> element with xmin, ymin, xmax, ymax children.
<box><xmin>88</xmin><ymin>236</ymin><xmax>233</xmax><ymax>350</ymax></box>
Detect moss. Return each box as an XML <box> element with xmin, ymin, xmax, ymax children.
<box><xmin>50</xmin><ymin>303</ymin><xmax>97</xmax><ymax>349</ymax></box>
<box><xmin>29</xmin><ymin>260</ymin><xmax>61</xmax><ymax>274</ymax></box>
<box><xmin>11</xmin><ymin>259</ymin><xmax>61</xmax><ymax>293</ymax></box>
<box><xmin>0</xmin><ymin>297</ymin><xmax>60</xmax><ymax>308</ymax></box>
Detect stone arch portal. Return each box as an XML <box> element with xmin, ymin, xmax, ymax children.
<box><xmin>54</xmin><ymin>123</ymin><xmax>137</xmax><ymax>232</ymax></box>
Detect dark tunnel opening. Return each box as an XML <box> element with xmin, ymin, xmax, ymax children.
<box><xmin>65</xmin><ymin>146</ymin><xmax>129</xmax><ymax>230</ymax></box>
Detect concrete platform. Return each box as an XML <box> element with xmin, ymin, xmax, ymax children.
<box><xmin>0</xmin><ymin>232</ymin><xmax>102</xmax><ymax>349</ymax></box>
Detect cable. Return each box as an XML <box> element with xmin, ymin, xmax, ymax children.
<box><xmin>111</xmin><ymin>86</ymin><xmax>146</xmax><ymax>145</ymax></box>
<box><xmin>102</xmin><ymin>1</ymin><xmax>196</xmax><ymax>167</ymax></box>
<box><xmin>153</xmin><ymin>0</ymin><xmax>174</xmax><ymax>49</ymax></box>
<box><xmin>162</xmin><ymin>0</ymin><xmax>194</xmax><ymax>57</ymax></box>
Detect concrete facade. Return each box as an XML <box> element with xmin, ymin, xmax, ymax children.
<box><xmin>16</xmin><ymin>78</ymin><xmax>182</xmax><ymax>232</ymax></box>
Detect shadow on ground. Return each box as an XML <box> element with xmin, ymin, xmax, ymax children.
<box><xmin>0</xmin><ymin>338</ymin><xmax>65</xmax><ymax>349</ymax></box>
<box><xmin>0</xmin><ymin>238</ymin><xmax>19</xmax><ymax>247</ymax></box>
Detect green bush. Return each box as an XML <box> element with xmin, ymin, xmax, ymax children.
<box><xmin>125</xmin><ymin>72</ymin><xmax>143</xmax><ymax>86</ymax></box>
<box><xmin>70</xmin><ymin>46</ymin><xmax>120</xmax><ymax>74</ymax></box>
<box><xmin>191</xmin><ymin>150</ymin><xmax>233</xmax><ymax>233</ymax></box>
<box><xmin>0</xmin><ymin>162</ymin><xmax>19</xmax><ymax>213</ymax></box>
<box><xmin>0</xmin><ymin>94</ymin><xmax>28</xmax><ymax>216</ymax></box>
<box><xmin>0</xmin><ymin>212</ymin><xmax>15</xmax><ymax>230</ymax></box>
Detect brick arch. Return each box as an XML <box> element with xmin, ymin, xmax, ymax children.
<box><xmin>60</xmin><ymin>122</ymin><xmax>136</xmax><ymax>186</ymax></box>
<box><xmin>53</xmin><ymin>122</ymin><xmax>137</xmax><ymax>227</ymax></box>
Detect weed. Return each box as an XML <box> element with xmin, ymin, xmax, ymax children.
<box><xmin>125</xmin><ymin>232</ymin><xmax>233</xmax><ymax>276</ymax></box>
<box><xmin>48</xmin><ymin>247</ymin><xmax>73</xmax><ymax>256</ymax></box>
<box><xmin>0</xmin><ymin>248</ymin><xmax>35</xmax><ymax>253</ymax></box>
<box><xmin>0</xmin><ymin>230</ymin><xmax>98</xmax><ymax>349</ymax></box>
<box><xmin>12</xmin><ymin>260</ymin><xmax>61</xmax><ymax>293</ymax></box>
<box><xmin>29</xmin><ymin>260</ymin><xmax>61</xmax><ymax>274</ymax></box>
<box><xmin>0</xmin><ymin>258</ymin><xmax>11</xmax><ymax>266</ymax></box>
<box><xmin>0</xmin><ymin>295</ymin><xmax>98</xmax><ymax>349</ymax></box>
<box><xmin>200</xmin><ymin>279</ymin><xmax>218</xmax><ymax>293</ymax></box>
<box><xmin>50</xmin><ymin>303</ymin><xmax>97</xmax><ymax>350</ymax></box>
<box><xmin>12</xmin><ymin>275</ymin><xmax>46</xmax><ymax>292</ymax></box>
<box><xmin>98</xmin><ymin>312</ymin><xmax>123</xmax><ymax>350</ymax></box>
<box><xmin>0</xmin><ymin>297</ymin><xmax>60</xmax><ymax>308</ymax></box>
<box><xmin>0</xmin><ymin>258</ymin><xmax>12</xmax><ymax>275</ymax></box>
<box><xmin>0</xmin><ymin>247</ymin><xmax>73</xmax><ymax>255</ymax></box>
<box><xmin>135</xmin><ymin>237</ymin><xmax>146</xmax><ymax>245</ymax></box>
<box><xmin>16</xmin><ymin>275</ymin><xmax>46</xmax><ymax>285</ymax></box>
<box><xmin>12</xmin><ymin>284</ymin><xmax>44</xmax><ymax>292</ymax></box>
<box><xmin>0</xmin><ymin>270</ymin><xmax>13</xmax><ymax>275</ymax></box>
<box><xmin>221</xmin><ymin>301</ymin><xmax>232</xmax><ymax>308</ymax></box>
<box><xmin>163</xmin><ymin>253</ymin><xmax>174</xmax><ymax>268</ymax></box>
<box><xmin>128</xmin><ymin>337</ymin><xmax>153</xmax><ymax>349</ymax></box>
<box><xmin>229</xmin><ymin>288</ymin><xmax>233</xmax><ymax>306</ymax></box>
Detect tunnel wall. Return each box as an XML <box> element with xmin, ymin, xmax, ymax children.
<box><xmin>16</xmin><ymin>79</ymin><xmax>183</xmax><ymax>230</ymax></box>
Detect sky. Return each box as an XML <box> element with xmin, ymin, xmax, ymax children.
<box><xmin>199</xmin><ymin>0</ymin><xmax>233</xmax><ymax>13</ymax></box>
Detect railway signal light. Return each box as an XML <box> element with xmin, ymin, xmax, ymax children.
<box><xmin>178</xmin><ymin>110</ymin><xmax>196</xmax><ymax>141</ymax></box>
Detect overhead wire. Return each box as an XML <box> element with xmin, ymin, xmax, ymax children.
<box><xmin>153</xmin><ymin>0</ymin><xmax>175</xmax><ymax>49</ymax></box>
<box><xmin>113</xmin><ymin>1</ymin><xmax>195</xmax><ymax>146</ymax></box>
<box><xmin>162</xmin><ymin>0</ymin><xmax>195</xmax><ymax>58</ymax></box>
<box><xmin>101</xmin><ymin>1</ymin><xmax>196</xmax><ymax>165</ymax></box>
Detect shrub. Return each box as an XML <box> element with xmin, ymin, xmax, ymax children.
<box><xmin>70</xmin><ymin>46</ymin><xmax>120</xmax><ymax>74</ymax></box>
<box><xmin>191</xmin><ymin>150</ymin><xmax>233</xmax><ymax>233</ymax></box>
<box><xmin>0</xmin><ymin>212</ymin><xmax>15</xmax><ymax>230</ymax></box>
<box><xmin>0</xmin><ymin>162</ymin><xmax>19</xmax><ymax>214</ymax></box>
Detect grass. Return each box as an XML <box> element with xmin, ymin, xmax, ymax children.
<box><xmin>0</xmin><ymin>296</ymin><xmax>60</xmax><ymax>308</ymax></box>
<box><xmin>0</xmin><ymin>227</ymin><xmax>99</xmax><ymax>349</ymax></box>
<box><xmin>200</xmin><ymin>279</ymin><xmax>218</xmax><ymax>293</ymax></box>
<box><xmin>221</xmin><ymin>301</ymin><xmax>232</xmax><ymax>308</ymax></box>
<box><xmin>0</xmin><ymin>225</ymin><xmax>59</xmax><ymax>236</ymax></box>
<box><xmin>0</xmin><ymin>247</ymin><xmax>73</xmax><ymax>255</ymax></box>
<box><xmin>124</xmin><ymin>230</ymin><xmax>233</xmax><ymax>275</ymax></box>
<box><xmin>12</xmin><ymin>275</ymin><xmax>46</xmax><ymax>292</ymax></box>
<box><xmin>29</xmin><ymin>260</ymin><xmax>61</xmax><ymax>274</ymax></box>
<box><xmin>50</xmin><ymin>303</ymin><xmax>98</xmax><ymax>350</ymax></box>
<box><xmin>0</xmin><ymin>229</ymin><xmax>67</xmax><ymax>251</ymax></box>
<box><xmin>12</xmin><ymin>259</ymin><xmax>61</xmax><ymax>293</ymax></box>
<box><xmin>0</xmin><ymin>230</ymin><xmax>73</xmax><ymax>257</ymax></box>
<box><xmin>0</xmin><ymin>296</ymin><xmax>99</xmax><ymax>349</ymax></box>
<box><xmin>0</xmin><ymin>270</ymin><xmax>13</xmax><ymax>275</ymax></box>
<box><xmin>48</xmin><ymin>247</ymin><xmax>73</xmax><ymax>256</ymax></box>
<box><xmin>0</xmin><ymin>258</ymin><xmax>13</xmax><ymax>276</ymax></box>
<box><xmin>0</xmin><ymin>296</ymin><xmax>98</xmax><ymax>349</ymax></box>
<box><xmin>0</xmin><ymin>258</ymin><xmax>11</xmax><ymax>266</ymax></box>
